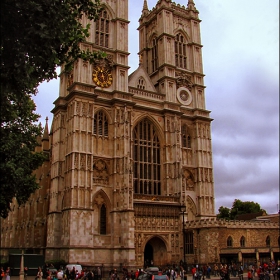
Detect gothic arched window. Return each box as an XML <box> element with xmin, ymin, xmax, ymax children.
<box><xmin>100</xmin><ymin>204</ymin><xmax>106</xmax><ymax>235</ymax></box>
<box><xmin>266</xmin><ymin>236</ymin><xmax>270</xmax><ymax>247</ymax></box>
<box><xmin>95</xmin><ymin>10</ymin><xmax>110</xmax><ymax>48</ymax></box>
<box><xmin>133</xmin><ymin>119</ymin><xmax>161</xmax><ymax>195</ymax></box>
<box><xmin>227</xmin><ymin>236</ymin><xmax>233</xmax><ymax>247</ymax></box>
<box><xmin>240</xmin><ymin>236</ymin><xmax>245</xmax><ymax>247</ymax></box>
<box><xmin>151</xmin><ymin>37</ymin><xmax>158</xmax><ymax>72</ymax></box>
<box><xmin>175</xmin><ymin>33</ymin><xmax>187</xmax><ymax>69</ymax></box>
<box><xmin>94</xmin><ymin>111</ymin><xmax>108</xmax><ymax>136</ymax></box>
<box><xmin>137</xmin><ymin>77</ymin><xmax>146</xmax><ymax>90</ymax></box>
<box><xmin>181</xmin><ymin>124</ymin><xmax>191</xmax><ymax>148</ymax></box>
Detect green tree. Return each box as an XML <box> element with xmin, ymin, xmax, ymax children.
<box><xmin>0</xmin><ymin>0</ymin><xmax>104</xmax><ymax>218</ymax></box>
<box><xmin>217</xmin><ymin>199</ymin><xmax>266</xmax><ymax>220</ymax></box>
<box><xmin>217</xmin><ymin>206</ymin><xmax>231</xmax><ymax>220</ymax></box>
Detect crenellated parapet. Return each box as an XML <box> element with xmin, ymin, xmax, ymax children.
<box><xmin>186</xmin><ymin>217</ymin><xmax>279</xmax><ymax>229</ymax></box>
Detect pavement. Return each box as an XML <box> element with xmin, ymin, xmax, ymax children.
<box><xmin>9</xmin><ymin>275</ymin><xmax>249</xmax><ymax>280</ymax></box>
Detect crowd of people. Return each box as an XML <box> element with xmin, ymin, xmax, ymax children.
<box><xmin>1</xmin><ymin>261</ymin><xmax>280</xmax><ymax>280</ymax></box>
<box><xmin>189</xmin><ymin>262</ymin><xmax>280</xmax><ymax>280</ymax></box>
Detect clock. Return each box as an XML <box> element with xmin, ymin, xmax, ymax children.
<box><xmin>92</xmin><ymin>66</ymin><xmax>113</xmax><ymax>88</ymax></box>
<box><xmin>177</xmin><ymin>87</ymin><xmax>192</xmax><ymax>106</ymax></box>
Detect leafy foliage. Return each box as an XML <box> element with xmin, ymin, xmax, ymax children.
<box><xmin>0</xmin><ymin>0</ymin><xmax>104</xmax><ymax>218</ymax></box>
<box><xmin>217</xmin><ymin>199</ymin><xmax>266</xmax><ymax>220</ymax></box>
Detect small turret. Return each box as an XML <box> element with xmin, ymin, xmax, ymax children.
<box><xmin>42</xmin><ymin>117</ymin><xmax>49</xmax><ymax>151</ymax></box>
<box><xmin>142</xmin><ymin>0</ymin><xmax>149</xmax><ymax>16</ymax></box>
<box><xmin>187</xmin><ymin>0</ymin><xmax>196</xmax><ymax>10</ymax></box>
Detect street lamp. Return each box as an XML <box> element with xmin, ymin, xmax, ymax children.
<box><xmin>180</xmin><ymin>204</ymin><xmax>186</xmax><ymax>268</ymax></box>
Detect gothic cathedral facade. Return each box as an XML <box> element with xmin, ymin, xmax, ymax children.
<box><xmin>1</xmin><ymin>0</ymin><xmax>216</xmax><ymax>268</ymax></box>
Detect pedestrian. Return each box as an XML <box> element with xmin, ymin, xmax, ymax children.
<box><xmin>24</xmin><ymin>267</ymin><xmax>28</xmax><ymax>280</ymax></box>
<box><xmin>1</xmin><ymin>267</ymin><xmax>5</xmax><ymax>280</ymax></box>
<box><xmin>6</xmin><ymin>267</ymin><xmax>11</xmax><ymax>280</ymax></box>
<box><xmin>37</xmin><ymin>267</ymin><xmax>43</xmax><ymax>280</ymax></box>
<box><xmin>248</xmin><ymin>270</ymin><xmax>253</xmax><ymax>280</ymax></box>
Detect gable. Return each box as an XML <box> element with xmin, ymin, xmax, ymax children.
<box><xmin>128</xmin><ymin>65</ymin><xmax>157</xmax><ymax>92</ymax></box>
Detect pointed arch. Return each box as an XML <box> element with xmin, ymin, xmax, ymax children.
<box><xmin>240</xmin><ymin>236</ymin><xmax>245</xmax><ymax>247</ymax></box>
<box><xmin>181</xmin><ymin>123</ymin><xmax>192</xmax><ymax>148</ymax></box>
<box><xmin>136</xmin><ymin>76</ymin><xmax>146</xmax><ymax>90</ymax></box>
<box><xmin>186</xmin><ymin>195</ymin><xmax>197</xmax><ymax>220</ymax></box>
<box><xmin>175</xmin><ymin>32</ymin><xmax>188</xmax><ymax>69</ymax></box>
<box><xmin>133</xmin><ymin>117</ymin><xmax>162</xmax><ymax>195</ymax></box>
<box><xmin>182</xmin><ymin>169</ymin><xmax>194</xmax><ymax>191</ymax></box>
<box><xmin>133</xmin><ymin>114</ymin><xmax>164</xmax><ymax>142</ymax></box>
<box><xmin>93</xmin><ymin>109</ymin><xmax>110</xmax><ymax>137</ymax></box>
<box><xmin>95</xmin><ymin>7</ymin><xmax>111</xmax><ymax>48</ymax></box>
<box><xmin>92</xmin><ymin>189</ymin><xmax>111</xmax><ymax>235</ymax></box>
<box><xmin>227</xmin><ymin>236</ymin><xmax>233</xmax><ymax>247</ymax></box>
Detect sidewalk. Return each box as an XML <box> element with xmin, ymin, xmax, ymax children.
<box><xmin>10</xmin><ymin>275</ymin><xmax>246</xmax><ymax>280</ymax></box>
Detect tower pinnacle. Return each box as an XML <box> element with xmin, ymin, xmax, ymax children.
<box><xmin>142</xmin><ymin>0</ymin><xmax>149</xmax><ymax>16</ymax></box>
<box><xmin>42</xmin><ymin>116</ymin><xmax>49</xmax><ymax>141</ymax></box>
<box><xmin>187</xmin><ymin>0</ymin><xmax>196</xmax><ymax>10</ymax></box>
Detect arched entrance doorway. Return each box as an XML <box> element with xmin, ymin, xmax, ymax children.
<box><xmin>144</xmin><ymin>237</ymin><xmax>167</xmax><ymax>267</ymax></box>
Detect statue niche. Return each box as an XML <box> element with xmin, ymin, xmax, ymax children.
<box><xmin>92</xmin><ymin>159</ymin><xmax>109</xmax><ymax>185</ymax></box>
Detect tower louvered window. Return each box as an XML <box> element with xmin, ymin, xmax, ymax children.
<box><xmin>175</xmin><ymin>33</ymin><xmax>187</xmax><ymax>69</ymax></box>
<box><xmin>151</xmin><ymin>37</ymin><xmax>158</xmax><ymax>72</ymax></box>
<box><xmin>94</xmin><ymin>111</ymin><xmax>108</xmax><ymax>136</ymax></box>
<box><xmin>182</xmin><ymin>124</ymin><xmax>191</xmax><ymax>148</ymax></box>
<box><xmin>133</xmin><ymin>119</ymin><xmax>161</xmax><ymax>195</ymax></box>
<box><xmin>95</xmin><ymin>10</ymin><xmax>110</xmax><ymax>48</ymax></box>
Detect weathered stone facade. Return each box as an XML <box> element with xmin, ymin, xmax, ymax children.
<box><xmin>1</xmin><ymin>0</ymin><xmax>279</xmax><ymax>270</ymax></box>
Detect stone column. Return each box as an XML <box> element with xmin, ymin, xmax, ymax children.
<box><xmin>19</xmin><ymin>250</ymin><xmax>24</xmax><ymax>280</ymax></box>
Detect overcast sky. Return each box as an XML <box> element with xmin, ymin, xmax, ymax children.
<box><xmin>34</xmin><ymin>0</ymin><xmax>279</xmax><ymax>214</ymax></box>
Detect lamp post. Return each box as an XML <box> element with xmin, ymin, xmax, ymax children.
<box><xmin>180</xmin><ymin>204</ymin><xmax>186</xmax><ymax>268</ymax></box>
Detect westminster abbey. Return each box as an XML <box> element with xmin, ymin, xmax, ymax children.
<box><xmin>1</xmin><ymin>0</ymin><xmax>279</xmax><ymax>270</ymax></box>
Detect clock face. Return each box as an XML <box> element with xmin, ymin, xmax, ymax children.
<box><xmin>92</xmin><ymin>66</ymin><xmax>113</xmax><ymax>88</ymax></box>
<box><xmin>177</xmin><ymin>87</ymin><xmax>192</xmax><ymax>106</ymax></box>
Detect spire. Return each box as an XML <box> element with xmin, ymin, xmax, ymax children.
<box><xmin>187</xmin><ymin>0</ymin><xmax>196</xmax><ymax>10</ymax></box>
<box><xmin>42</xmin><ymin>117</ymin><xmax>49</xmax><ymax>141</ymax></box>
<box><xmin>142</xmin><ymin>0</ymin><xmax>149</xmax><ymax>16</ymax></box>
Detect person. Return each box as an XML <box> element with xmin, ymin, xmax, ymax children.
<box><xmin>57</xmin><ymin>269</ymin><xmax>64</xmax><ymax>280</ymax></box>
<box><xmin>70</xmin><ymin>267</ymin><xmax>76</xmax><ymax>280</ymax></box>
<box><xmin>37</xmin><ymin>267</ymin><xmax>43</xmax><ymax>280</ymax></box>
<box><xmin>248</xmin><ymin>270</ymin><xmax>253</xmax><ymax>280</ymax></box>
<box><xmin>180</xmin><ymin>267</ymin><xmax>185</xmax><ymax>280</ymax></box>
<box><xmin>97</xmin><ymin>267</ymin><xmax>101</xmax><ymax>280</ymax></box>
<box><xmin>1</xmin><ymin>267</ymin><xmax>5</xmax><ymax>280</ymax></box>
<box><xmin>24</xmin><ymin>267</ymin><xmax>28</xmax><ymax>280</ymax></box>
<box><xmin>206</xmin><ymin>265</ymin><xmax>211</xmax><ymax>279</ymax></box>
<box><xmin>238</xmin><ymin>266</ymin><xmax>243</xmax><ymax>280</ymax></box>
<box><xmin>192</xmin><ymin>266</ymin><xmax>197</xmax><ymax>280</ymax></box>
<box><xmin>6</xmin><ymin>267</ymin><xmax>11</xmax><ymax>280</ymax></box>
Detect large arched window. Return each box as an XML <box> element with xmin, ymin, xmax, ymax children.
<box><xmin>175</xmin><ymin>33</ymin><xmax>187</xmax><ymax>69</ymax></box>
<box><xmin>133</xmin><ymin>119</ymin><xmax>161</xmax><ymax>195</ymax></box>
<box><xmin>227</xmin><ymin>236</ymin><xmax>233</xmax><ymax>247</ymax></box>
<box><xmin>151</xmin><ymin>37</ymin><xmax>158</xmax><ymax>72</ymax></box>
<box><xmin>100</xmin><ymin>204</ymin><xmax>106</xmax><ymax>235</ymax></box>
<box><xmin>240</xmin><ymin>236</ymin><xmax>245</xmax><ymax>247</ymax></box>
<box><xmin>95</xmin><ymin>10</ymin><xmax>110</xmax><ymax>48</ymax></box>
<box><xmin>94</xmin><ymin>111</ymin><xmax>108</xmax><ymax>136</ymax></box>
